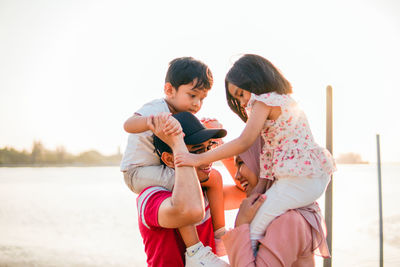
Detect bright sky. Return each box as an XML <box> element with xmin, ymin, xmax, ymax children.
<box><xmin>0</xmin><ymin>0</ymin><xmax>399</xmax><ymax>163</ymax></box>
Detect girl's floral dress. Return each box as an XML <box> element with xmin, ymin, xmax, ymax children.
<box><xmin>246</xmin><ymin>92</ymin><xmax>336</xmax><ymax>180</ymax></box>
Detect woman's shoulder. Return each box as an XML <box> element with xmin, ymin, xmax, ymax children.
<box><xmin>273</xmin><ymin>210</ymin><xmax>307</xmax><ymax>226</ymax></box>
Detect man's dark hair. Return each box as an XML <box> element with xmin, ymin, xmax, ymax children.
<box><xmin>165</xmin><ymin>57</ymin><xmax>213</xmax><ymax>90</ymax></box>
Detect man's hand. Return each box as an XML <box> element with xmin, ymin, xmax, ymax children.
<box><xmin>234</xmin><ymin>193</ymin><xmax>266</xmax><ymax>227</ymax></box>
<box><xmin>164</xmin><ymin>116</ymin><xmax>182</xmax><ymax>135</ymax></box>
<box><xmin>148</xmin><ymin>112</ymin><xmax>183</xmax><ymax>136</ymax></box>
<box><xmin>147</xmin><ymin>114</ymin><xmax>183</xmax><ymax>148</ymax></box>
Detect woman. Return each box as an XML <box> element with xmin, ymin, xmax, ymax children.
<box><xmin>222</xmin><ymin>137</ymin><xmax>330</xmax><ymax>267</ymax></box>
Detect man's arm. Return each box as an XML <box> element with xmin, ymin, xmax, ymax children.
<box><xmin>149</xmin><ymin>116</ymin><xmax>205</xmax><ymax>228</ymax></box>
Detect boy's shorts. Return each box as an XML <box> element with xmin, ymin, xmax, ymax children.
<box><xmin>123</xmin><ymin>165</ymin><xmax>175</xmax><ymax>194</ymax></box>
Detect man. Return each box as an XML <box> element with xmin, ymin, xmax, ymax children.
<box><xmin>136</xmin><ymin>112</ymin><xmax>230</xmax><ymax>267</ymax></box>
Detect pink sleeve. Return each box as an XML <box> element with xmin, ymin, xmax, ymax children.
<box><xmin>222</xmin><ymin>211</ymin><xmax>314</xmax><ymax>267</ymax></box>
<box><xmin>222</xmin><ymin>224</ymin><xmax>280</xmax><ymax>267</ymax></box>
<box><xmin>258</xmin><ymin>210</ymin><xmax>314</xmax><ymax>266</ymax></box>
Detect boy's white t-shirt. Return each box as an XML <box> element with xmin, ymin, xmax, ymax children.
<box><xmin>120</xmin><ymin>98</ymin><xmax>170</xmax><ymax>172</ymax></box>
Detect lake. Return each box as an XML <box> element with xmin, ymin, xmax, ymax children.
<box><xmin>0</xmin><ymin>164</ymin><xmax>399</xmax><ymax>266</ymax></box>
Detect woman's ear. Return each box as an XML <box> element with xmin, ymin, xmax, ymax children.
<box><xmin>160</xmin><ymin>152</ymin><xmax>175</xmax><ymax>168</ymax></box>
<box><xmin>164</xmin><ymin>82</ymin><xmax>175</xmax><ymax>98</ymax></box>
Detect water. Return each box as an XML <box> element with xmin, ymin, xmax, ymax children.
<box><xmin>0</xmin><ymin>164</ymin><xmax>399</xmax><ymax>266</ymax></box>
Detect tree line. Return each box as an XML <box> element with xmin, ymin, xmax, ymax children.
<box><xmin>0</xmin><ymin>141</ymin><xmax>122</xmax><ymax>166</ymax></box>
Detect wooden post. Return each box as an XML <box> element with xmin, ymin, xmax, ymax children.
<box><xmin>376</xmin><ymin>134</ymin><xmax>384</xmax><ymax>267</ymax></box>
<box><xmin>324</xmin><ymin>85</ymin><xmax>333</xmax><ymax>267</ymax></box>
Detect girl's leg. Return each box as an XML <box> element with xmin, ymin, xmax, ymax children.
<box><xmin>249</xmin><ymin>174</ymin><xmax>330</xmax><ymax>253</ymax></box>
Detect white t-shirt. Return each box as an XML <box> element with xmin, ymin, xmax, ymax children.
<box><xmin>120</xmin><ymin>98</ymin><xmax>170</xmax><ymax>171</ymax></box>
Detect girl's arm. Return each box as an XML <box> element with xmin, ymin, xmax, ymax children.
<box><xmin>175</xmin><ymin>101</ymin><xmax>271</xmax><ymax>167</ymax></box>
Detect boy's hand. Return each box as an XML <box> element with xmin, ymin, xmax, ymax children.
<box><xmin>201</xmin><ymin>118</ymin><xmax>224</xmax><ymax>146</ymax></box>
<box><xmin>201</xmin><ymin>117</ymin><xmax>223</xmax><ymax>129</ymax></box>
<box><xmin>235</xmin><ymin>193</ymin><xmax>266</xmax><ymax>227</ymax></box>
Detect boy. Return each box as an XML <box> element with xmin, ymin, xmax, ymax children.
<box><xmin>121</xmin><ymin>57</ymin><xmax>227</xmax><ymax>266</ymax></box>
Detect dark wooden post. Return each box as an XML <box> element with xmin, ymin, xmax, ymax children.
<box><xmin>376</xmin><ymin>134</ymin><xmax>384</xmax><ymax>267</ymax></box>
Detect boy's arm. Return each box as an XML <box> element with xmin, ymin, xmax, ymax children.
<box><xmin>123</xmin><ymin>114</ymin><xmax>151</xmax><ymax>133</ymax></box>
<box><xmin>124</xmin><ymin>112</ymin><xmax>178</xmax><ymax>134</ymax></box>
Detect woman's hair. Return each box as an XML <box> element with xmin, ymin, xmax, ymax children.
<box><xmin>225</xmin><ymin>54</ymin><xmax>292</xmax><ymax>122</ymax></box>
<box><xmin>165</xmin><ymin>57</ymin><xmax>213</xmax><ymax>90</ymax></box>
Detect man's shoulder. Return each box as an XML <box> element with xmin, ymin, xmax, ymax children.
<box><xmin>137</xmin><ymin>186</ymin><xmax>171</xmax><ymax>206</ymax></box>
<box><xmin>137</xmin><ymin>186</ymin><xmax>172</xmax><ymax>229</ymax></box>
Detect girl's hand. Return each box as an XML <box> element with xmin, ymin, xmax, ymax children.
<box><xmin>174</xmin><ymin>152</ymin><xmax>203</xmax><ymax>167</ymax></box>
<box><xmin>235</xmin><ymin>193</ymin><xmax>266</xmax><ymax>227</ymax></box>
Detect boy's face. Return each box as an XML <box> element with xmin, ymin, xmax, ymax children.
<box><xmin>165</xmin><ymin>80</ymin><xmax>209</xmax><ymax>114</ymax></box>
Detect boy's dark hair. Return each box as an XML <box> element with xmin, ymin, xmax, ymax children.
<box><xmin>225</xmin><ymin>54</ymin><xmax>292</xmax><ymax>122</ymax></box>
<box><xmin>165</xmin><ymin>57</ymin><xmax>213</xmax><ymax>90</ymax></box>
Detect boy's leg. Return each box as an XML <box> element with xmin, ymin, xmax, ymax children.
<box><xmin>202</xmin><ymin>169</ymin><xmax>225</xmax><ymax>231</ymax></box>
<box><xmin>123</xmin><ymin>165</ymin><xmax>175</xmax><ymax>194</ymax></box>
<box><xmin>201</xmin><ymin>168</ymin><xmax>226</xmax><ymax>256</ymax></box>
<box><xmin>179</xmin><ymin>225</ymin><xmax>200</xmax><ymax>252</ymax></box>
<box><xmin>181</xmin><ymin>225</ymin><xmax>229</xmax><ymax>267</ymax></box>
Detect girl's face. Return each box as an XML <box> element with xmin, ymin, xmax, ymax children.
<box><xmin>227</xmin><ymin>83</ymin><xmax>252</xmax><ymax>109</ymax></box>
<box><xmin>235</xmin><ymin>156</ymin><xmax>258</xmax><ymax>197</ymax></box>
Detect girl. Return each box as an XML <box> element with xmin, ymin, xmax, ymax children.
<box><xmin>175</xmin><ymin>54</ymin><xmax>336</xmax><ymax>253</ymax></box>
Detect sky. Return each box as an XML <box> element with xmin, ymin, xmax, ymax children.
<box><xmin>0</xmin><ymin>0</ymin><xmax>399</xmax><ymax>163</ymax></box>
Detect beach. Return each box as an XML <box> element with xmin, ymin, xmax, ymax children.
<box><xmin>0</xmin><ymin>164</ymin><xmax>399</xmax><ymax>266</ymax></box>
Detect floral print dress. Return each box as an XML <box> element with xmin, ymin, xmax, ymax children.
<box><xmin>246</xmin><ymin>92</ymin><xmax>336</xmax><ymax>180</ymax></box>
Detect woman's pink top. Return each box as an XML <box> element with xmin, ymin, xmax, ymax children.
<box><xmin>222</xmin><ymin>208</ymin><xmax>329</xmax><ymax>267</ymax></box>
<box><xmin>246</xmin><ymin>92</ymin><xmax>336</xmax><ymax>180</ymax></box>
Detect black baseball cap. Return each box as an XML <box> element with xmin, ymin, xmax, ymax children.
<box><xmin>154</xmin><ymin>112</ymin><xmax>227</xmax><ymax>156</ymax></box>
